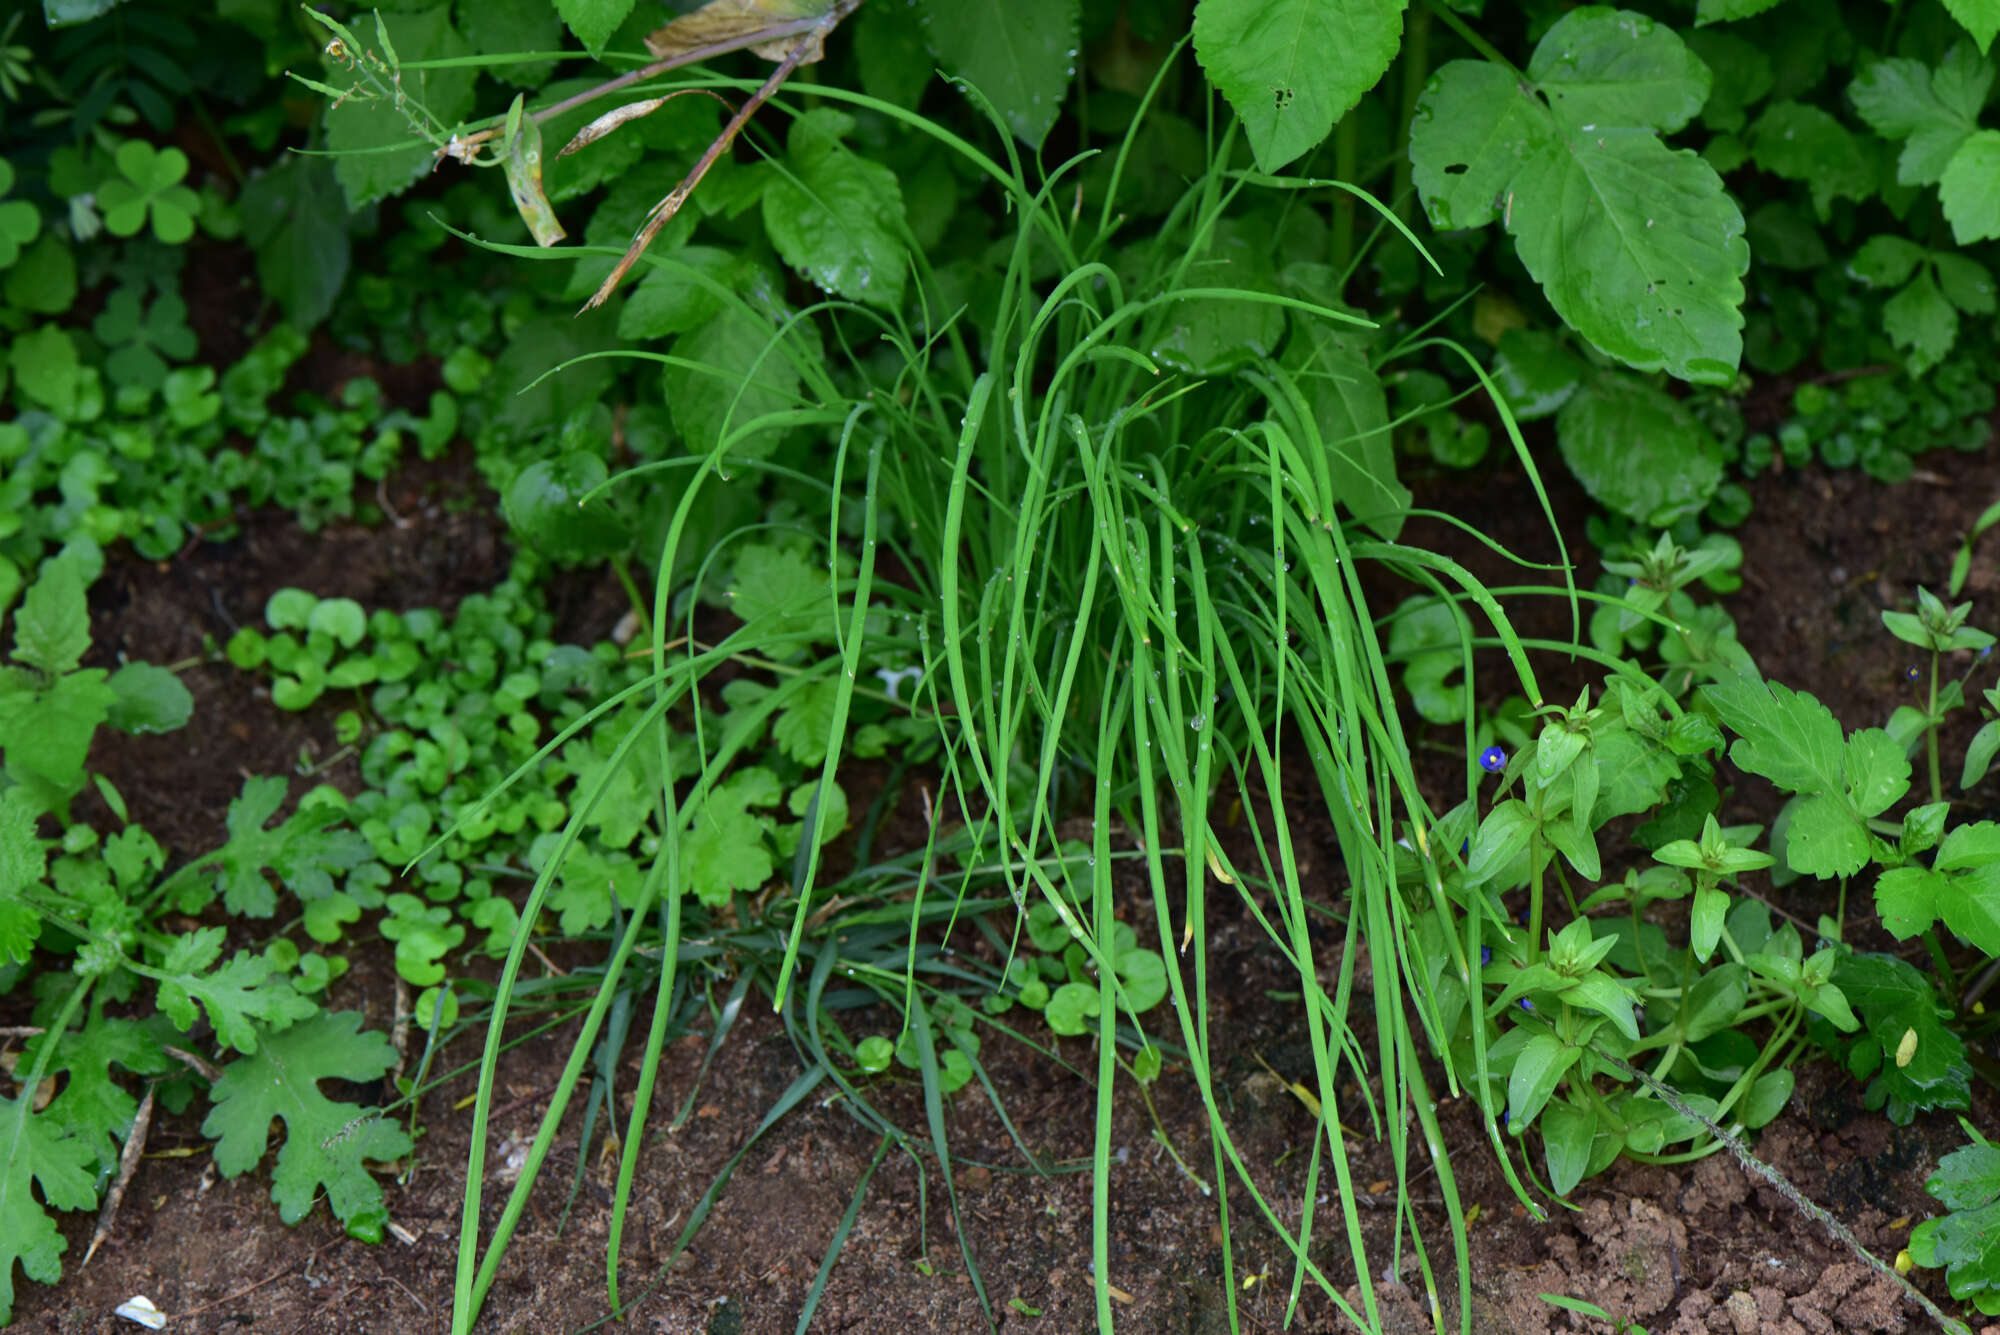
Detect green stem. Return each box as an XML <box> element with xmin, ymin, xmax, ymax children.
<box><xmin>1928</xmin><ymin>649</ymin><xmax>1943</xmax><ymax>805</ymax></box>
<box><xmin>1628</xmin><ymin>900</ymin><xmax>1649</xmax><ymax>984</ymax></box>
<box><xmin>610</xmin><ymin>555</ymin><xmax>654</xmax><ymax>644</ymax></box>
<box><xmin>1392</xmin><ymin>4</ymin><xmax>1431</xmax><ymax>220</ymax></box>
<box><xmin>1525</xmin><ymin>828</ymin><xmax>1545</xmax><ymax>966</ymax></box>
<box><xmin>1330</xmin><ymin>111</ymin><xmax>1358</xmax><ymax>281</ymax></box>
<box><xmin>1419</xmin><ymin>0</ymin><xmax>1522</xmax><ymax>76</ymax></box>
<box><xmin>1923</xmin><ymin>926</ymin><xmax>1958</xmax><ymax>999</ymax></box>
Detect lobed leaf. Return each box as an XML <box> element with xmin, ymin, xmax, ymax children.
<box><xmin>203</xmin><ymin>1011</ymin><xmax>412</xmax><ymax>1235</ymax></box>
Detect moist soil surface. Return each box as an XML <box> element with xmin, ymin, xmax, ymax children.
<box><xmin>10</xmin><ymin>402</ymin><xmax>2000</xmax><ymax>1335</ymax></box>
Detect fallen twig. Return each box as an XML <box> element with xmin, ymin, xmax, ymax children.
<box><xmin>1594</xmin><ymin>1045</ymin><xmax>1971</xmax><ymax>1335</ymax></box>
<box><xmin>83</xmin><ymin>1084</ymin><xmax>154</xmax><ymax>1268</ymax></box>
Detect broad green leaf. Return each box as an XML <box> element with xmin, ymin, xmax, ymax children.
<box><xmin>1935</xmin><ymin>253</ymin><xmax>1997</xmax><ymax>313</ymax></box>
<box><xmin>0</xmin><ymin>1091</ymin><xmax>97</xmax><ymax>1324</ymax></box>
<box><xmin>10</xmin><ymin>325</ymin><xmax>79</xmax><ymax>416</ymax></box>
<box><xmin>104</xmin><ymin>662</ymin><xmax>193</xmax><ymax>735</ymax></box>
<box><xmin>494</xmin><ymin>309</ymin><xmax>619</xmax><ymax>434</ymax></box>
<box><xmin>1491</xmin><ymin>329</ymin><xmax>1583</xmax><ymax>420</ymax></box>
<box><xmin>0</xmin><ymin>786</ymin><xmax>44</xmax><ymax>964</ymax></box>
<box><xmin>1044</xmin><ymin>981</ymin><xmax>1097</xmax><ymax>1036</ymax></box>
<box><xmin>1561</xmin><ymin>971</ymin><xmax>1636</xmax><ymax>1040</ymax></box>
<box><xmin>1844</xmin><ymin>728</ymin><xmax>1911</xmax><ymax>818</ymax></box>
<box><xmin>10</xmin><ymin>554</ymin><xmax>90</xmax><ymax>676</ymax></box>
<box><xmin>503</xmin><ymin>452</ymin><xmax>632</xmax><ymax>562</ymax></box>
<box><xmin>1152</xmin><ymin>220</ymin><xmax>1288</xmax><ymax>377</ymax></box>
<box><xmin>462</xmin><ymin>0</ymin><xmax>565</xmax><ymax>87</ymax></box>
<box><xmin>1747</xmin><ymin>102</ymin><xmax>1874</xmax><ymax>218</ymax></box>
<box><xmin>1466</xmin><ymin>799</ymin><xmax>1534</xmax><ymax>887</ymax></box>
<box><xmin>918</xmin><ymin>0</ymin><xmax>1078</xmax><ymax>147</ymax></box>
<box><xmin>239</xmin><ymin>157</ymin><xmax>350</xmax><ymax>331</ymax></box>
<box><xmin>1294</xmin><ymin>324</ymin><xmax>1406</xmax><ymax>539</ymax></box>
<box><xmin>1685</xmin><ymin>30</ymin><xmax>1772</xmax><ymax>133</ymax></box>
<box><xmin>762</xmin><ymin>109</ymin><xmax>907</xmax><ymax>309</ymax></box>
<box><xmin>664</xmin><ymin>302</ymin><xmax>815</xmax><ymax>460</ymax></box>
<box><xmin>1116</xmin><ymin>947</ymin><xmax>1168</xmax><ymax>1013</ymax></box>
<box><xmin>1540</xmin><ymin>1101</ymin><xmax>1596</xmax><ymax>1195</ymax></box>
<box><xmin>1875</xmin><ymin>866</ymin><xmax>1942</xmax><ymax>939</ymax></box>
<box><xmin>26</xmin><ymin>1017</ymin><xmax>169</xmax><ymax>1172</ymax></box>
<box><xmin>1193</xmin><ymin>0</ymin><xmax>1408</xmax><ymax>173</ymax></box>
<box><xmin>1388</xmin><ymin>598</ymin><xmax>1468</xmax><ymax>724</ymax></box>
<box><xmin>851</xmin><ymin>1</ymin><xmax>930</xmax><ymax>108</ymax></box>
<box><xmin>0</xmin><ymin>670</ymin><xmax>116</xmax><ymax>790</ymax></box>
<box><xmin>1410</xmin><ymin>9</ymin><xmax>1746</xmax><ymax>384</ymax></box>
<box><xmin>1942</xmin><ymin>867</ymin><xmax>2000</xmax><ymax>954</ymax></box>
<box><xmin>306</xmin><ymin>598</ymin><xmax>366</xmax><ymax>649</ymax></box>
<box><xmin>724</xmin><ymin>542</ymin><xmax>834</xmax><ymax>645</ymax></box>
<box><xmin>1589</xmin><ymin>723</ymin><xmax>1681</xmax><ymax>823</ymax></box>
<box><xmin>1848</xmin><ymin>235</ymin><xmax>1928</xmax><ymax>288</ymax></box>
<box><xmin>1701</xmin><ymin>675</ymin><xmax>1844</xmax><ymax>794</ymax></box>
<box><xmin>1740</xmin><ymin>1068</ymin><xmax>1793</xmax><ymax>1128</ymax></box>
<box><xmin>1850</xmin><ymin>55</ymin><xmax>1983</xmax><ymax>186</ymax></box>
<box><xmin>155</xmin><ymin>926</ymin><xmax>319</xmax><ymax>1054</ymax></box>
<box><xmin>619</xmin><ymin>246</ymin><xmax>741</xmax><ymax>339</ymax></box>
<box><xmin>1836</xmin><ymin>952</ymin><xmax>1968</xmax><ymax>1119</ymax></box>
<box><xmin>1694</xmin><ymin>0</ymin><xmax>1785</xmax><ymax>21</ymax></box>
<box><xmin>1507</xmin><ymin>1032</ymin><xmax>1579</xmax><ymax>1129</ymax></box>
<box><xmin>212</xmin><ymin>776</ymin><xmax>372</xmax><ymax>919</ymax></box>
<box><xmin>5</xmin><ymin>234</ymin><xmax>78</xmax><ymax>315</ymax></box>
<box><xmin>1556</xmin><ymin>373</ymin><xmax>1722</xmax><ymax>525</ymax></box>
<box><xmin>1679</xmin><ymin>962</ymin><xmax>1747</xmax><ymax>1041</ymax></box>
<box><xmin>1966</xmin><ymin>721</ymin><xmax>2000</xmax><ymax>790</ymax></box>
<box><xmin>325</xmin><ymin>6</ymin><xmax>477</xmax><ymax>209</ymax></box>
<box><xmin>1938</xmin><ymin>821</ymin><xmax>2000</xmax><ymax>872</ymax></box>
<box><xmin>1783</xmin><ymin>792</ymin><xmax>1869</xmax><ymax>878</ymax></box>
<box><xmin>204</xmin><ymin>1012</ymin><xmax>412</xmax><ymax>1234</ymax></box>
<box><xmin>683</xmin><ymin>767</ymin><xmax>782</xmax><ymax>905</ymax></box>
<box><xmin>1931</xmin><ymin>1140</ymin><xmax>2000</xmax><ymax>1212</ymax></box>
<box><xmin>1691</xmin><ymin>883</ymin><xmax>1728</xmax><ymax>960</ymax></box>
<box><xmin>1884</xmin><ymin>270</ymin><xmax>1958</xmax><ymax>373</ymax></box>
<box><xmin>555</xmin><ymin>0</ymin><xmax>635</xmax><ymax>59</ymax></box>
<box><xmin>1942</xmin><ymin>130</ymin><xmax>2000</xmax><ymax>245</ymax></box>
<box><xmin>1943</xmin><ymin>0</ymin><xmax>2000</xmax><ymax>52</ymax></box>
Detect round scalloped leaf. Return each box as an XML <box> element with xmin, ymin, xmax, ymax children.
<box><xmin>1556</xmin><ymin>373</ymin><xmax>1723</xmax><ymax>525</ymax></box>
<box><xmin>501</xmin><ymin>451</ymin><xmax>631</xmax><ymax>562</ymax></box>
<box><xmin>307</xmin><ymin>597</ymin><xmax>367</xmax><ymax>649</ymax></box>
<box><xmin>265</xmin><ymin>588</ymin><xmax>316</xmax><ymax>631</ymax></box>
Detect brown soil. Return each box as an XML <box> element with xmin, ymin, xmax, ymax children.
<box><xmin>10</xmin><ymin>405</ymin><xmax>2000</xmax><ymax>1335</ymax></box>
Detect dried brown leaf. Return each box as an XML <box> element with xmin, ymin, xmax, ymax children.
<box><xmin>644</xmin><ymin>0</ymin><xmax>836</xmax><ymax>64</ymax></box>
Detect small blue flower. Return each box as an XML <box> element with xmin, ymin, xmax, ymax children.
<box><xmin>1480</xmin><ymin>946</ymin><xmax>1493</xmax><ymax>967</ymax></box>
<box><xmin>1478</xmin><ymin>746</ymin><xmax>1507</xmax><ymax>774</ymax></box>
<box><xmin>1501</xmin><ymin>1110</ymin><xmax>1510</xmax><ymax>1129</ymax></box>
<box><xmin>1983</xmin><ymin>645</ymin><xmax>1994</xmax><ymax>659</ymax></box>
<box><xmin>1907</xmin><ymin>666</ymin><xmax>1921</xmax><ymax>682</ymax></box>
<box><xmin>1519</xmin><ymin>997</ymin><xmax>1533</xmax><ymax>1011</ymax></box>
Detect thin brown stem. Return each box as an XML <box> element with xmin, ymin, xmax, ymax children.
<box><xmin>450</xmin><ymin>7</ymin><xmax>856</xmax><ymax>156</ymax></box>
<box><xmin>581</xmin><ymin>0</ymin><xmax>864</xmax><ymax>308</ymax></box>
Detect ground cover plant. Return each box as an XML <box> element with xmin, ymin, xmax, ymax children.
<box><xmin>4</xmin><ymin>0</ymin><xmax>2000</xmax><ymax>1332</ymax></box>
